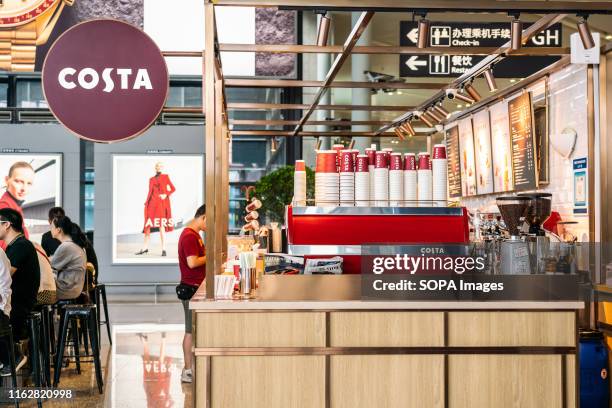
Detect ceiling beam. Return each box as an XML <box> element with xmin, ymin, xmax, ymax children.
<box><xmin>231</xmin><ymin>130</ymin><xmax>404</xmax><ymax>137</ymax></box>
<box><xmin>226</xmin><ymin>103</ymin><xmax>412</xmax><ymax>111</ymax></box>
<box><xmin>219</xmin><ymin>44</ymin><xmax>570</xmax><ymax>56</ymax></box>
<box><xmin>230</xmin><ymin>119</ymin><xmax>390</xmax><ymax>126</ymax></box>
<box><xmin>211</xmin><ymin>1</ymin><xmax>612</xmax><ymax>13</ymax></box>
<box><xmin>292</xmin><ymin>11</ymin><xmax>375</xmax><ymax>136</ymax></box>
<box><xmin>225</xmin><ymin>79</ymin><xmax>444</xmax><ymax>89</ymax></box>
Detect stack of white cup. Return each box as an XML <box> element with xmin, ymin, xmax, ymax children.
<box><xmin>355</xmin><ymin>155</ymin><xmax>370</xmax><ymax>207</ymax></box>
<box><xmin>417</xmin><ymin>152</ymin><xmax>432</xmax><ymax>207</ymax></box>
<box><xmin>315</xmin><ymin>150</ymin><xmax>339</xmax><ymax>207</ymax></box>
<box><xmin>432</xmin><ymin>144</ymin><xmax>448</xmax><ymax>207</ymax></box>
<box><xmin>365</xmin><ymin>148</ymin><xmax>376</xmax><ymax>204</ymax></box>
<box><xmin>339</xmin><ymin>150</ymin><xmax>355</xmax><ymax>207</ymax></box>
<box><xmin>403</xmin><ymin>153</ymin><xmax>417</xmax><ymax>207</ymax></box>
<box><xmin>293</xmin><ymin>160</ymin><xmax>307</xmax><ymax>206</ymax></box>
<box><xmin>374</xmin><ymin>151</ymin><xmax>389</xmax><ymax>207</ymax></box>
<box><xmin>389</xmin><ymin>153</ymin><xmax>404</xmax><ymax>207</ymax></box>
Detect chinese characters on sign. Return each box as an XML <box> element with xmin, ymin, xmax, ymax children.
<box><xmin>399</xmin><ymin>22</ymin><xmax>562</xmax><ymax>78</ymax></box>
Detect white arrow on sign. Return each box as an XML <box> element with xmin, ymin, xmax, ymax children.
<box><xmin>405</xmin><ymin>55</ymin><xmax>427</xmax><ymax>71</ymax></box>
<box><xmin>406</xmin><ymin>28</ymin><xmax>419</xmax><ymax>44</ymax></box>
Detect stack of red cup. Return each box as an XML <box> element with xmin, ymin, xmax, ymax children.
<box><xmin>339</xmin><ymin>150</ymin><xmax>355</xmax><ymax>207</ymax></box>
<box><xmin>293</xmin><ymin>160</ymin><xmax>307</xmax><ymax>206</ymax></box>
<box><xmin>403</xmin><ymin>153</ymin><xmax>417</xmax><ymax>206</ymax></box>
<box><xmin>432</xmin><ymin>144</ymin><xmax>448</xmax><ymax>207</ymax></box>
<box><xmin>365</xmin><ymin>148</ymin><xmax>376</xmax><ymax>203</ymax></box>
<box><xmin>355</xmin><ymin>155</ymin><xmax>370</xmax><ymax>207</ymax></box>
<box><xmin>374</xmin><ymin>151</ymin><xmax>389</xmax><ymax>207</ymax></box>
<box><xmin>417</xmin><ymin>152</ymin><xmax>432</xmax><ymax>207</ymax></box>
<box><xmin>315</xmin><ymin>150</ymin><xmax>339</xmax><ymax>207</ymax></box>
<box><xmin>332</xmin><ymin>144</ymin><xmax>344</xmax><ymax>173</ymax></box>
<box><xmin>389</xmin><ymin>153</ymin><xmax>404</xmax><ymax>207</ymax></box>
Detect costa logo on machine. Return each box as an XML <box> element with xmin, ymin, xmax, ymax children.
<box><xmin>42</xmin><ymin>19</ymin><xmax>169</xmax><ymax>143</ymax></box>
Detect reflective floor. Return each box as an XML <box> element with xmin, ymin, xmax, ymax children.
<box><xmin>16</xmin><ymin>298</ymin><xmax>191</xmax><ymax>408</ymax></box>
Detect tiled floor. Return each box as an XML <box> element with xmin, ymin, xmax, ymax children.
<box><xmin>14</xmin><ymin>299</ymin><xmax>192</xmax><ymax>408</ymax></box>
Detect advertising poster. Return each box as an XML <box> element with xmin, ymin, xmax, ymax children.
<box><xmin>573</xmin><ymin>157</ymin><xmax>587</xmax><ymax>214</ymax></box>
<box><xmin>489</xmin><ymin>100</ymin><xmax>514</xmax><ymax>192</ymax></box>
<box><xmin>0</xmin><ymin>153</ymin><xmax>62</xmax><ymax>243</ymax></box>
<box><xmin>458</xmin><ymin>117</ymin><xmax>477</xmax><ymax>197</ymax></box>
<box><xmin>508</xmin><ymin>92</ymin><xmax>538</xmax><ymax>191</ymax></box>
<box><xmin>472</xmin><ymin>109</ymin><xmax>494</xmax><ymax>195</ymax></box>
<box><xmin>112</xmin><ymin>155</ymin><xmax>204</xmax><ymax>264</ymax></box>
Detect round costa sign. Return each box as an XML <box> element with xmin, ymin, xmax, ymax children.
<box><xmin>42</xmin><ymin>19</ymin><xmax>169</xmax><ymax>143</ymax></box>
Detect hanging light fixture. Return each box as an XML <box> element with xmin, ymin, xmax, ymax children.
<box><xmin>394</xmin><ymin>127</ymin><xmax>406</xmax><ymax>141</ymax></box>
<box><xmin>316</xmin><ymin>12</ymin><xmax>331</xmax><ymax>46</ymax></box>
<box><xmin>417</xmin><ymin>14</ymin><xmax>430</xmax><ymax>49</ymax></box>
<box><xmin>464</xmin><ymin>83</ymin><xmax>482</xmax><ymax>102</ymax></box>
<box><xmin>433</xmin><ymin>103</ymin><xmax>450</xmax><ymax>119</ymax></box>
<box><xmin>483</xmin><ymin>68</ymin><xmax>498</xmax><ymax>92</ymax></box>
<box><xmin>400</xmin><ymin>121</ymin><xmax>416</xmax><ymax>137</ymax></box>
<box><xmin>452</xmin><ymin>90</ymin><xmax>475</xmax><ymax>104</ymax></box>
<box><xmin>271</xmin><ymin>137</ymin><xmax>278</xmax><ymax>152</ymax></box>
<box><xmin>510</xmin><ymin>15</ymin><xmax>522</xmax><ymax>51</ymax></box>
<box><xmin>427</xmin><ymin>108</ymin><xmax>444</xmax><ymax>122</ymax></box>
<box><xmin>577</xmin><ymin>16</ymin><xmax>596</xmax><ymax>50</ymax></box>
<box><xmin>420</xmin><ymin>112</ymin><xmax>435</xmax><ymax>128</ymax></box>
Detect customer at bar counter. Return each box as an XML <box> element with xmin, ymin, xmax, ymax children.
<box><xmin>50</xmin><ymin>216</ymin><xmax>87</xmax><ymax>300</ymax></box>
<box><xmin>0</xmin><ymin>208</ymin><xmax>39</xmax><ymax>373</ymax></box>
<box><xmin>0</xmin><ymin>162</ymin><xmax>35</xmax><ymax>248</ymax></box>
<box><xmin>41</xmin><ymin>206</ymin><xmax>65</xmax><ymax>256</ymax></box>
<box><xmin>0</xmin><ymin>247</ymin><xmax>12</xmax><ymax>371</ymax></box>
<box><xmin>177</xmin><ymin>204</ymin><xmax>206</xmax><ymax>384</ymax></box>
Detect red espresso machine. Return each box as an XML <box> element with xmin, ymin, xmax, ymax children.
<box><xmin>285</xmin><ymin>205</ymin><xmax>470</xmax><ymax>274</ymax></box>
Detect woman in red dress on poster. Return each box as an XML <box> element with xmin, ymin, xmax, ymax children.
<box><xmin>136</xmin><ymin>162</ymin><xmax>176</xmax><ymax>257</ymax></box>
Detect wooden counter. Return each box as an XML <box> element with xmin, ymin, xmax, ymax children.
<box><xmin>190</xmin><ymin>287</ymin><xmax>582</xmax><ymax>408</ymax></box>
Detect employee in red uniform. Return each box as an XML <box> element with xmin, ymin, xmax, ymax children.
<box><xmin>136</xmin><ymin>162</ymin><xmax>176</xmax><ymax>257</ymax></box>
<box><xmin>177</xmin><ymin>204</ymin><xmax>206</xmax><ymax>384</ymax></box>
<box><xmin>0</xmin><ymin>162</ymin><xmax>34</xmax><ymax>248</ymax></box>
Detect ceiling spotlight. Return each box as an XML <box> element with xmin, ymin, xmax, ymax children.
<box><xmin>454</xmin><ymin>90</ymin><xmax>475</xmax><ymax>104</ymax></box>
<box><xmin>510</xmin><ymin>16</ymin><xmax>522</xmax><ymax>51</ymax></box>
<box><xmin>271</xmin><ymin>137</ymin><xmax>278</xmax><ymax>152</ymax></box>
<box><xmin>316</xmin><ymin>12</ymin><xmax>331</xmax><ymax>46</ymax></box>
<box><xmin>483</xmin><ymin>69</ymin><xmax>498</xmax><ymax>92</ymax></box>
<box><xmin>464</xmin><ymin>83</ymin><xmax>482</xmax><ymax>102</ymax></box>
<box><xmin>417</xmin><ymin>15</ymin><xmax>430</xmax><ymax>49</ymax></box>
<box><xmin>420</xmin><ymin>112</ymin><xmax>435</xmax><ymax>127</ymax></box>
<box><xmin>394</xmin><ymin>127</ymin><xmax>406</xmax><ymax>141</ymax></box>
<box><xmin>577</xmin><ymin>16</ymin><xmax>596</xmax><ymax>50</ymax></box>
<box><xmin>400</xmin><ymin>121</ymin><xmax>416</xmax><ymax>137</ymax></box>
<box><xmin>427</xmin><ymin>108</ymin><xmax>444</xmax><ymax>122</ymax></box>
<box><xmin>433</xmin><ymin>104</ymin><xmax>450</xmax><ymax>119</ymax></box>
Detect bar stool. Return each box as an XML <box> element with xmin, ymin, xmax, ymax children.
<box><xmin>53</xmin><ymin>304</ymin><xmax>103</xmax><ymax>394</ymax></box>
<box><xmin>26</xmin><ymin>312</ymin><xmax>43</xmax><ymax>408</ymax></box>
<box><xmin>94</xmin><ymin>284</ymin><xmax>112</xmax><ymax>345</ymax></box>
<box><xmin>34</xmin><ymin>304</ymin><xmax>54</xmax><ymax>387</ymax></box>
<box><xmin>0</xmin><ymin>321</ymin><xmax>20</xmax><ymax>408</ymax></box>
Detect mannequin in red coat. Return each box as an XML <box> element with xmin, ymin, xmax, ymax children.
<box><xmin>136</xmin><ymin>162</ymin><xmax>176</xmax><ymax>257</ymax></box>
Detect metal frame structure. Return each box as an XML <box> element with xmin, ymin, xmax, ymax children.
<box><xmin>199</xmin><ymin>1</ymin><xmax>610</xmax><ymax>298</ymax></box>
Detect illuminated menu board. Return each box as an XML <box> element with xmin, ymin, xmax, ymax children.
<box><xmin>490</xmin><ymin>100</ymin><xmax>514</xmax><ymax>192</ymax></box>
<box><xmin>458</xmin><ymin>117</ymin><xmax>477</xmax><ymax>196</ymax></box>
<box><xmin>473</xmin><ymin>109</ymin><xmax>494</xmax><ymax>195</ymax></box>
<box><xmin>508</xmin><ymin>92</ymin><xmax>538</xmax><ymax>191</ymax></box>
<box><xmin>446</xmin><ymin>125</ymin><xmax>462</xmax><ymax>198</ymax></box>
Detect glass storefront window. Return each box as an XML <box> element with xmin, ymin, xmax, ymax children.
<box><xmin>167</xmin><ymin>83</ymin><xmax>202</xmax><ymax>107</ymax></box>
<box><xmin>84</xmin><ymin>168</ymin><xmax>95</xmax><ymax>232</ymax></box>
<box><xmin>16</xmin><ymin>79</ymin><xmax>46</xmax><ymax>108</ymax></box>
<box><xmin>0</xmin><ymin>81</ymin><xmax>7</xmax><ymax>108</ymax></box>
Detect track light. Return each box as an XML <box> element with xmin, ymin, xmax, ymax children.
<box><xmin>449</xmin><ymin>89</ymin><xmax>475</xmax><ymax>104</ymax></box>
<box><xmin>577</xmin><ymin>16</ymin><xmax>596</xmax><ymax>50</ymax></box>
<box><xmin>394</xmin><ymin>127</ymin><xmax>406</xmax><ymax>141</ymax></box>
<box><xmin>400</xmin><ymin>121</ymin><xmax>416</xmax><ymax>137</ymax></box>
<box><xmin>417</xmin><ymin>15</ymin><xmax>430</xmax><ymax>49</ymax></box>
<box><xmin>427</xmin><ymin>108</ymin><xmax>444</xmax><ymax>122</ymax></box>
<box><xmin>271</xmin><ymin>137</ymin><xmax>278</xmax><ymax>152</ymax></box>
<box><xmin>483</xmin><ymin>69</ymin><xmax>498</xmax><ymax>92</ymax></box>
<box><xmin>510</xmin><ymin>17</ymin><xmax>522</xmax><ymax>51</ymax></box>
<box><xmin>464</xmin><ymin>83</ymin><xmax>482</xmax><ymax>102</ymax></box>
<box><xmin>433</xmin><ymin>104</ymin><xmax>450</xmax><ymax>119</ymax></box>
<box><xmin>316</xmin><ymin>13</ymin><xmax>331</xmax><ymax>46</ymax></box>
<box><xmin>420</xmin><ymin>112</ymin><xmax>435</xmax><ymax>128</ymax></box>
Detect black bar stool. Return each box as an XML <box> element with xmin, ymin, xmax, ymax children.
<box><xmin>53</xmin><ymin>304</ymin><xmax>103</xmax><ymax>394</ymax></box>
<box><xmin>26</xmin><ymin>312</ymin><xmax>43</xmax><ymax>408</ymax></box>
<box><xmin>34</xmin><ymin>304</ymin><xmax>53</xmax><ymax>387</ymax></box>
<box><xmin>94</xmin><ymin>284</ymin><xmax>112</xmax><ymax>345</ymax></box>
<box><xmin>0</xmin><ymin>321</ymin><xmax>20</xmax><ymax>408</ymax></box>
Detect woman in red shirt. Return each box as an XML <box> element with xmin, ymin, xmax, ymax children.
<box><xmin>136</xmin><ymin>162</ymin><xmax>176</xmax><ymax>257</ymax></box>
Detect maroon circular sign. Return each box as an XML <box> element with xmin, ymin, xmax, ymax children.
<box><xmin>42</xmin><ymin>19</ymin><xmax>169</xmax><ymax>143</ymax></box>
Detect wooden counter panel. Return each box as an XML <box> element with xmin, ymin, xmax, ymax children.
<box><xmin>329</xmin><ymin>312</ymin><xmax>444</xmax><ymax>347</ymax></box>
<box><xmin>196</xmin><ymin>312</ymin><xmax>325</xmax><ymax>347</ymax></box>
<box><xmin>449</xmin><ymin>355</ymin><xmax>564</xmax><ymax>408</ymax></box>
<box><xmin>448</xmin><ymin>311</ymin><xmax>575</xmax><ymax>347</ymax></box>
<box><xmin>330</xmin><ymin>355</ymin><xmax>444</xmax><ymax>408</ymax></box>
<box><xmin>566</xmin><ymin>355</ymin><xmax>576</xmax><ymax>408</ymax></box>
<box><xmin>211</xmin><ymin>356</ymin><xmax>325</xmax><ymax>408</ymax></box>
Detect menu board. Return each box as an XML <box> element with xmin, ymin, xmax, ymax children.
<box><xmin>445</xmin><ymin>126</ymin><xmax>462</xmax><ymax>198</ymax></box>
<box><xmin>458</xmin><ymin>117</ymin><xmax>477</xmax><ymax>196</ymax></box>
<box><xmin>508</xmin><ymin>92</ymin><xmax>538</xmax><ymax>191</ymax></box>
<box><xmin>489</xmin><ymin>100</ymin><xmax>514</xmax><ymax>192</ymax></box>
<box><xmin>472</xmin><ymin>109</ymin><xmax>494</xmax><ymax>195</ymax></box>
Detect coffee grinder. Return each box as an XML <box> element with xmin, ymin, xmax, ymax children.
<box><xmin>496</xmin><ymin>196</ymin><xmax>532</xmax><ymax>275</ymax></box>
<box><xmin>518</xmin><ymin>193</ymin><xmax>552</xmax><ymax>274</ymax></box>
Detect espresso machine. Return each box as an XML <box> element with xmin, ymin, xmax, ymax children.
<box><xmin>496</xmin><ymin>196</ymin><xmax>532</xmax><ymax>275</ymax></box>
<box><xmin>518</xmin><ymin>193</ymin><xmax>552</xmax><ymax>274</ymax></box>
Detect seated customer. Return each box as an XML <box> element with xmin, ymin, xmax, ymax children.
<box><xmin>0</xmin><ymin>208</ymin><xmax>40</xmax><ymax>373</ymax></box>
<box><xmin>41</xmin><ymin>207</ymin><xmax>64</xmax><ymax>256</ymax></box>
<box><xmin>0</xmin><ymin>247</ymin><xmax>12</xmax><ymax>372</ymax></box>
<box><xmin>50</xmin><ymin>216</ymin><xmax>86</xmax><ymax>300</ymax></box>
